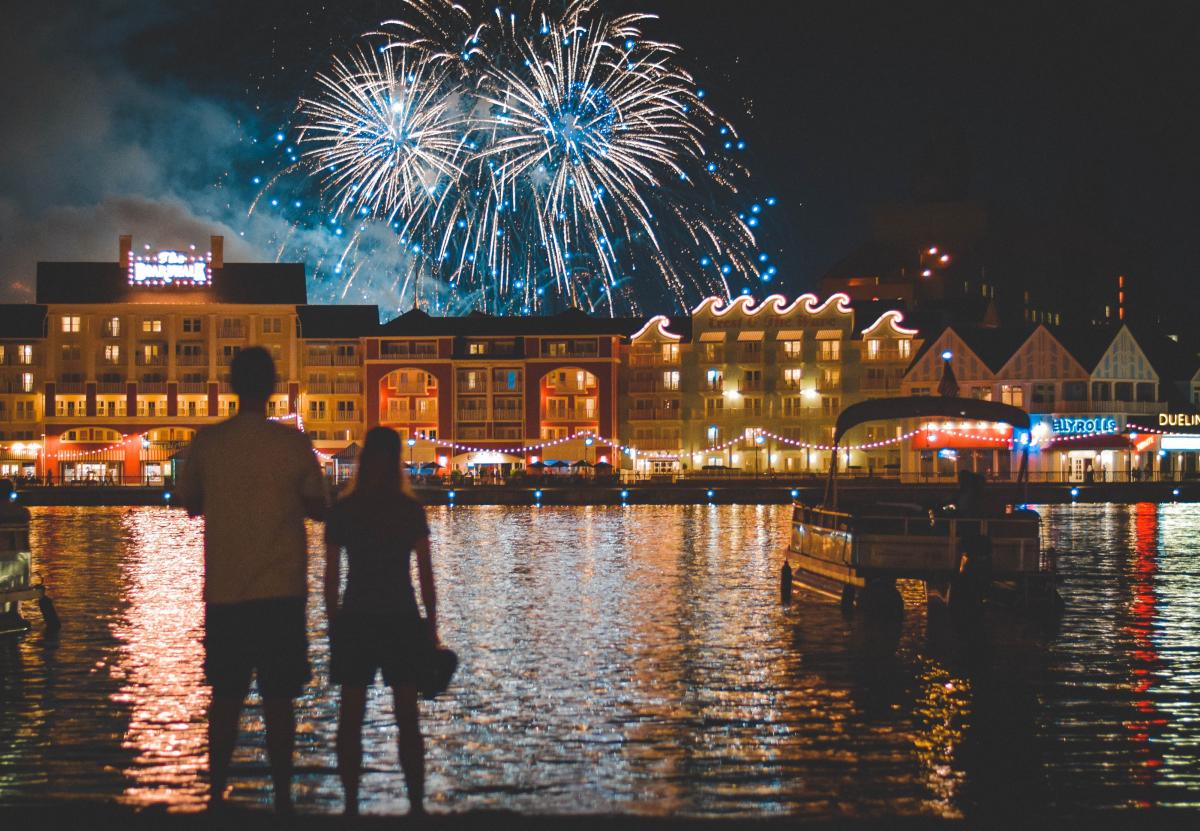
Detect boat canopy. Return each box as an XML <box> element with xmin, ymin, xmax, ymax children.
<box><xmin>833</xmin><ymin>396</ymin><xmax>1031</xmax><ymax>445</ymax></box>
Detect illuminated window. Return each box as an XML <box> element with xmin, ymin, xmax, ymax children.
<box><xmin>142</xmin><ymin>318</ymin><xmax>163</xmax><ymax>333</ymax></box>
<box><xmin>782</xmin><ymin>339</ymin><xmax>802</xmax><ymax>360</ymax></box>
<box><xmin>898</xmin><ymin>339</ymin><xmax>912</xmax><ymax>359</ymax></box>
<box><xmin>17</xmin><ymin>345</ymin><xmax>33</xmax><ymax>365</ymax></box>
<box><xmin>469</xmin><ymin>342</ymin><xmax>487</xmax><ymax>355</ymax></box>
<box><xmin>544</xmin><ymin>341</ymin><xmax>568</xmax><ymax>356</ymax></box>
<box><xmin>103</xmin><ymin>317</ymin><xmax>121</xmax><ymax>337</ymax></box>
<box><xmin>308</xmin><ymin>400</ymin><xmax>327</xmax><ymax>420</ymax></box>
<box><xmin>782</xmin><ymin>368</ymin><xmax>802</xmax><ymax>388</ymax></box>
<box><xmin>662</xmin><ymin>370</ymin><xmax>680</xmax><ymax>391</ymax></box>
<box><xmin>61</xmin><ymin>315</ymin><xmax>81</xmax><ymax>333</ymax></box>
<box><xmin>818</xmin><ymin>340</ymin><xmax>841</xmax><ymax>361</ymax></box>
<box><xmin>104</xmin><ymin>344</ymin><xmax>121</xmax><ymax>364</ymax></box>
<box><xmin>704</xmin><ymin>397</ymin><xmax>724</xmax><ymax>417</ymax></box>
<box><xmin>661</xmin><ymin>343</ymin><xmax>680</xmax><ymax>364</ymax></box>
<box><xmin>1000</xmin><ymin>384</ymin><xmax>1024</xmax><ymax>407</ymax></box>
<box><xmin>20</xmin><ymin>372</ymin><xmax>34</xmax><ymax>393</ymax></box>
<box><xmin>866</xmin><ymin>339</ymin><xmax>880</xmax><ymax>360</ymax></box>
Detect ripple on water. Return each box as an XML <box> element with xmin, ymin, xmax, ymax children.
<box><xmin>2</xmin><ymin>503</ymin><xmax>1199</xmax><ymax>816</ymax></box>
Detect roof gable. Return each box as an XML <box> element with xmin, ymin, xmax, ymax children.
<box><xmin>905</xmin><ymin>328</ymin><xmax>994</xmax><ymax>385</ymax></box>
<box><xmin>1092</xmin><ymin>326</ymin><xmax>1157</xmax><ymax>382</ymax></box>
<box><xmin>997</xmin><ymin>325</ymin><xmax>1088</xmax><ymax>380</ymax></box>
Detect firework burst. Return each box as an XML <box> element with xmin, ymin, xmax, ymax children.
<box><xmin>264</xmin><ymin>0</ymin><xmax>781</xmax><ymax>316</ymax></box>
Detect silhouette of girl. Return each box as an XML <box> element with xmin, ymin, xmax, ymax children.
<box><xmin>324</xmin><ymin>426</ymin><xmax>438</xmax><ymax>816</ymax></box>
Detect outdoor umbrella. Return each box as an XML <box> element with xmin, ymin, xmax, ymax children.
<box><xmin>528</xmin><ymin>461</ymin><xmax>547</xmax><ymax>470</ymax></box>
<box><xmin>572</xmin><ymin>459</ymin><xmax>594</xmax><ymax>468</ymax></box>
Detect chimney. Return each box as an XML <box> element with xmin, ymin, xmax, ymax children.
<box><xmin>119</xmin><ymin>234</ymin><xmax>132</xmax><ymax>268</ymax></box>
<box><xmin>210</xmin><ymin>235</ymin><xmax>224</xmax><ymax>268</ymax></box>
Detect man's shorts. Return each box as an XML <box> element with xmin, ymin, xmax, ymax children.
<box><xmin>204</xmin><ymin>597</ymin><xmax>311</xmax><ymax>699</ymax></box>
<box><xmin>329</xmin><ymin>612</ymin><xmax>426</xmax><ymax>688</ymax></box>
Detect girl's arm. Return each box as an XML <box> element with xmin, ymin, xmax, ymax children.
<box><xmin>414</xmin><ymin>535</ymin><xmax>437</xmax><ymax>643</ymax></box>
<box><xmin>324</xmin><ymin>523</ymin><xmax>341</xmax><ymax>621</ymax></box>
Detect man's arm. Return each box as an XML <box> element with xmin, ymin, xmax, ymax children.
<box><xmin>297</xmin><ymin>435</ymin><xmax>329</xmax><ymax>521</ymax></box>
<box><xmin>178</xmin><ymin>435</ymin><xmax>204</xmax><ymax>516</ymax></box>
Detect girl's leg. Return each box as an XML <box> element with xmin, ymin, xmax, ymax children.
<box><xmin>337</xmin><ymin>685</ymin><xmax>369</xmax><ymax>815</ymax></box>
<box><xmin>392</xmin><ymin>684</ymin><xmax>425</xmax><ymax>815</ymax></box>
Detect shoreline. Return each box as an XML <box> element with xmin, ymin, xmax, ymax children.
<box><xmin>8</xmin><ymin>480</ymin><xmax>1198</xmax><ymax>507</ymax></box>
<box><xmin>0</xmin><ymin>803</ymin><xmax>1197</xmax><ymax>830</ymax></box>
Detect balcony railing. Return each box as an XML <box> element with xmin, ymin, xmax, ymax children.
<box><xmin>382</xmin><ymin>406</ymin><xmax>438</xmax><ymax>423</ymax></box>
<box><xmin>139</xmin><ymin>382</ymin><xmax>168</xmax><ymax>394</ymax></box>
<box><xmin>334</xmin><ymin>379</ymin><xmax>363</xmax><ymax>394</ymax></box>
<box><xmin>331</xmin><ymin>411</ymin><xmax>359</xmax><ymax>423</ymax></box>
<box><xmin>629</xmin><ymin>353</ymin><xmax>678</xmax><ymax>367</ymax></box>
<box><xmin>305</xmin><ymin>352</ymin><xmax>360</xmax><ymax>366</ymax></box>
<box><xmin>456</xmin><ymin>409</ymin><xmax>489</xmax><ymax>422</ymax></box>
<box><xmin>381</xmin><ymin>344</ymin><xmax>438</xmax><ymax>358</ymax></box>
<box><xmin>389</xmin><ymin>381</ymin><xmax>434</xmax><ymax>395</ymax></box>
<box><xmin>492</xmin><ymin>408</ymin><xmax>523</xmax><ymax>421</ymax></box>
<box><xmin>738</xmin><ymin>378</ymin><xmax>764</xmax><ymax>393</ymax></box>
<box><xmin>627</xmin><ymin>380</ymin><xmax>664</xmax><ymax>393</ymax></box>
<box><xmin>96</xmin><ymin>381</ymin><xmax>126</xmax><ymax>394</ymax></box>
<box><xmin>700</xmin><ymin>379</ymin><xmax>725</xmax><ymax>393</ymax></box>
<box><xmin>178</xmin><ymin>382</ymin><xmax>208</xmax><ymax>394</ymax></box>
<box><xmin>629</xmin><ymin>438</ymin><xmax>682</xmax><ymax>451</ymax></box>
<box><xmin>1030</xmin><ymin>399</ymin><xmax>1165</xmax><ymax>415</ymax></box>
<box><xmin>177</xmin><ymin>353</ymin><xmax>207</xmax><ymax>366</ymax></box>
<box><xmin>778</xmin><ymin>378</ymin><xmax>805</xmax><ymax>391</ymax></box>
<box><xmin>307</xmin><ymin>381</ymin><xmax>332</xmax><ymax>394</ymax></box>
<box><xmin>218</xmin><ymin>325</ymin><xmax>246</xmax><ymax>339</ymax></box>
<box><xmin>627</xmin><ymin>407</ymin><xmax>681</xmax><ymax>421</ymax></box>
<box><xmin>456</xmin><ymin>383</ymin><xmax>489</xmax><ymax>395</ymax></box>
<box><xmin>135</xmin><ymin>354</ymin><xmax>167</xmax><ymax>367</ymax></box>
<box><xmin>55</xmin><ymin>381</ymin><xmax>86</xmax><ymax>394</ymax></box>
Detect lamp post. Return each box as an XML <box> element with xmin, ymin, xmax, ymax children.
<box><xmin>407</xmin><ymin>436</ymin><xmax>416</xmax><ymax>471</ymax></box>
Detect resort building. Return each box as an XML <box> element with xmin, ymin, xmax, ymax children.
<box><xmin>362</xmin><ymin>309</ymin><xmax>641</xmax><ymax>477</ymax></box>
<box><xmin>0</xmin><ymin>235</ymin><xmax>378</xmax><ymax>484</ymax></box>
<box><xmin>903</xmin><ymin>323</ymin><xmax>1200</xmax><ymax>482</ymax></box>
<box><xmin>621</xmin><ymin>294</ymin><xmax>922</xmax><ymax>476</ymax></box>
<box><xmin>5</xmin><ymin>231</ymin><xmax>1198</xmax><ymax>485</ymax></box>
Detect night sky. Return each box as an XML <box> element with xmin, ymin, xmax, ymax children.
<box><xmin>2</xmin><ymin>0</ymin><xmax>1196</xmax><ymax>316</ymax></box>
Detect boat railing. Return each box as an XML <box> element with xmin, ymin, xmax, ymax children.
<box><xmin>796</xmin><ymin>503</ymin><xmax>1040</xmax><ymax>540</ymax></box>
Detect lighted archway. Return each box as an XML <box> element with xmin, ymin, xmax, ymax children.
<box><xmin>379</xmin><ymin>368</ymin><xmax>439</xmax><ymax>428</ymax></box>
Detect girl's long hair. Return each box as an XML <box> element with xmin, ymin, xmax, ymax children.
<box><xmin>343</xmin><ymin>427</ymin><xmax>416</xmax><ymax>501</ymax></box>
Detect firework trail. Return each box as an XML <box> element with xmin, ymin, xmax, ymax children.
<box><xmin>258</xmin><ymin>0</ymin><xmax>782</xmax><ymax>317</ymax></box>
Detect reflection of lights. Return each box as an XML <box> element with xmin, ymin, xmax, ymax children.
<box><xmin>112</xmin><ymin>509</ymin><xmax>208</xmax><ymax>808</ymax></box>
<box><xmin>1070</xmin><ymin>487</ymin><xmax>1080</xmax><ymax>498</ymax></box>
<box><xmin>447</xmin><ymin>490</ymin><xmax>456</xmax><ymax>499</ymax></box>
<box><xmin>941</xmin><ymin>350</ymin><xmax>953</xmax><ymax>361</ymax></box>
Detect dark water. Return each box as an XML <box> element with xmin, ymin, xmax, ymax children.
<box><xmin>1</xmin><ymin>503</ymin><xmax>1198</xmax><ymax>817</ymax></box>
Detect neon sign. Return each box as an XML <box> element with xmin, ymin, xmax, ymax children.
<box><xmin>1048</xmin><ymin>416</ymin><xmax>1116</xmax><ymax>435</ymax></box>
<box><xmin>1159</xmin><ymin>413</ymin><xmax>1200</xmax><ymax>428</ymax></box>
<box><xmin>129</xmin><ymin>250</ymin><xmax>211</xmax><ymax>286</ymax></box>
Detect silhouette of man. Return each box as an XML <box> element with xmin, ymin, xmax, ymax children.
<box><xmin>179</xmin><ymin>347</ymin><xmax>327</xmax><ymax>812</ymax></box>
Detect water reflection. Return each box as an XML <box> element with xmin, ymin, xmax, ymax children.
<box><xmin>2</xmin><ymin>504</ymin><xmax>1200</xmax><ymax>816</ymax></box>
<box><xmin>110</xmin><ymin>510</ymin><xmax>208</xmax><ymax>808</ymax></box>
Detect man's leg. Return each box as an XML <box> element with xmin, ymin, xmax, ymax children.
<box><xmin>337</xmin><ymin>685</ymin><xmax>369</xmax><ymax>815</ymax></box>
<box><xmin>393</xmin><ymin>685</ymin><xmax>426</xmax><ymax>815</ymax></box>
<box><xmin>208</xmin><ymin>695</ymin><xmax>243</xmax><ymax>807</ymax></box>
<box><xmin>263</xmin><ymin>697</ymin><xmax>296</xmax><ymax>814</ymax></box>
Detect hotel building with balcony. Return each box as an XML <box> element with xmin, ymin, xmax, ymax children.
<box><xmin>0</xmin><ymin>235</ymin><xmax>376</xmax><ymax>484</ymax></box>
<box><xmin>621</xmin><ymin>294</ymin><xmax>922</xmax><ymax>476</ymax></box>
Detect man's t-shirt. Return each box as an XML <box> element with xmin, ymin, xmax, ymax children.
<box><xmin>326</xmin><ymin>493</ymin><xmax>430</xmax><ymax>616</ymax></box>
<box><xmin>180</xmin><ymin>413</ymin><xmax>326</xmax><ymax>605</ymax></box>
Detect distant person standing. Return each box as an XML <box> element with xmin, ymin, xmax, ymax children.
<box><xmin>179</xmin><ymin>347</ymin><xmax>327</xmax><ymax>813</ymax></box>
<box><xmin>324</xmin><ymin>426</ymin><xmax>439</xmax><ymax>816</ymax></box>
